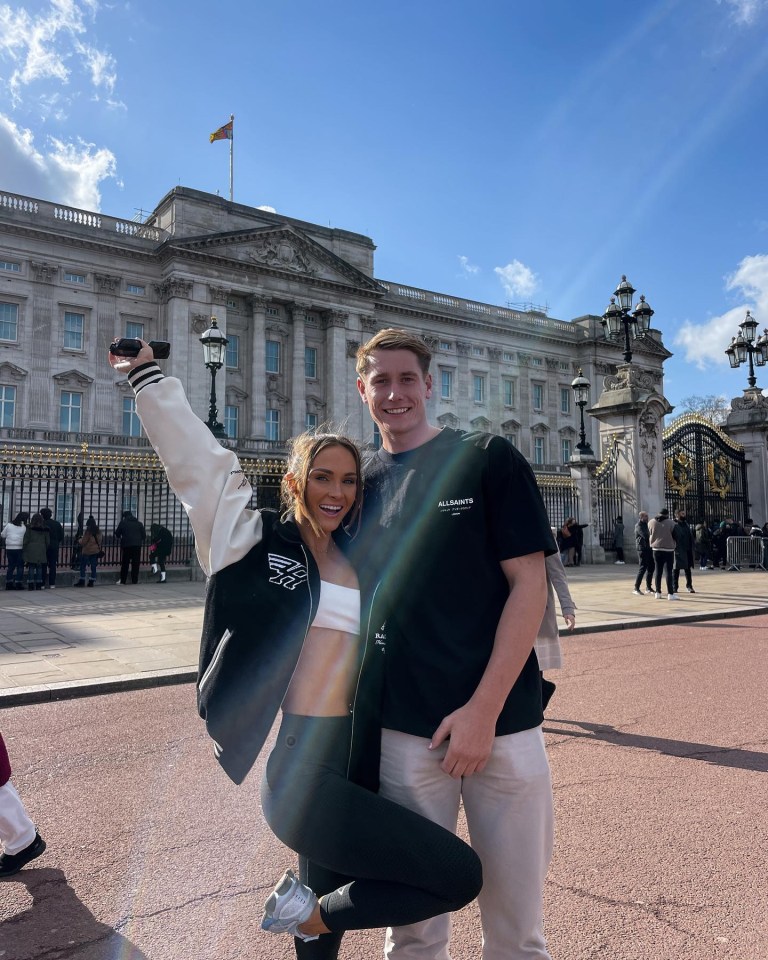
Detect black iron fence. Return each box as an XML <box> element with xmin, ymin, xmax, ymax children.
<box><xmin>1</xmin><ymin>442</ymin><xmax>581</xmax><ymax>572</ymax></box>
<box><xmin>0</xmin><ymin>444</ymin><xmax>283</xmax><ymax>572</ymax></box>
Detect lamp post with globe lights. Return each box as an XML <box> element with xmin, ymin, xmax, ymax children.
<box><xmin>600</xmin><ymin>275</ymin><xmax>654</xmax><ymax>364</ymax></box>
<box><xmin>571</xmin><ymin>370</ymin><xmax>594</xmax><ymax>457</ymax></box>
<box><xmin>200</xmin><ymin>318</ymin><xmax>228</xmax><ymax>439</ymax></box>
<box><xmin>724</xmin><ymin>311</ymin><xmax>768</xmax><ymax>389</ymax></box>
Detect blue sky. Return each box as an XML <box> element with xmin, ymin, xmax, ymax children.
<box><xmin>2</xmin><ymin>0</ymin><xmax>768</xmax><ymax>413</ymax></box>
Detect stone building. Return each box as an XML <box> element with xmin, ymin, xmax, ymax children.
<box><xmin>0</xmin><ymin>186</ymin><xmax>671</xmax><ymax>464</ymax></box>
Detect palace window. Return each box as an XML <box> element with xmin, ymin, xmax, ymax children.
<box><xmin>533</xmin><ymin>436</ymin><xmax>545</xmax><ymax>465</ymax></box>
<box><xmin>561</xmin><ymin>438</ymin><xmax>572</xmax><ymax>463</ymax></box>
<box><xmin>125</xmin><ymin>320</ymin><xmax>144</xmax><ymax>341</ymax></box>
<box><xmin>0</xmin><ymin>385</ymin><xmax>16</xmax><ymax>427</ymax></box>
<box><xmin>60</xmin><ymin>391</ymin><xmax>82</xmax><ymax>432</ymax></box>
<box><xmin>266</xmin><ymin>408</ymin><xmax>280</xmax><ymax>441</ymax></box>
<box><xmin>63</xmin><ymin>311</ymin><xmax>84</xmax><ymax>351</ymax></box>
<box><xmin>305</xmin><ymin>346</ymin><xmax>317</xmax><ymax>379</ymax></box>
<box><xmin>266</xmin><ymin>340</ymin><xmax>281</xmax><ymax>374</ymax></box>
<box><xmin>560</xmin><ymin>387</ymin><xmax>571</xmax><ymax>414</ymax></box>
<box><xmin>0</xmin><ymin>261</ymin><xmax>20</xmax><ymax>273</ymax></box>
<box><xmin>226</xmin><ymin>334</ymin><xmax>240</xmax><ymax>369</ymax></box>
<box><xmin>122</xmin><ymin>397</ymin><xmax>141</xmax><ymax>437</ymax></box>
<box><xmin>224</xmin><ymin>405</ymin><xmax>239</xmax><ymax>439</ymax></box>
<box><xmin>473</xmin><ymin>375</ymin><xmax>485</xmax><ymax>403</ymax></box>
<box><xmin>0</xmin><ymin>302</ymin><xmax>18</xmax><ymax>341</ymax></box>
<box><xmin>64</xmin><ymin>271</ymin><xmax>85</xmax><ymax>284</ymax></box>
<box><xmin>503</xmin><ymin>379</ymin><xmax>515</xmax><ymax>407</ymax></box>
<box><xmin>126</xmin><ymin>283</ymin><xmax>145</xmax><ymax>295</ymax></box>
<box><xmin>440</xmin><ymin>368</ymin><xmax>453</xmax><ymax>400</ymax></box>
<box><xmin>306</xmin><ymin>411</ymin><xmax>318</xmax><ymax>431</ymax></box>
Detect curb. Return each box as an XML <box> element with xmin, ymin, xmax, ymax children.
<box><xmin>565</xmin><ymin>603</ymin><xmax>768</xmax><ymax>636</ymax></box>
<box><xmin>0</xmin><ymin>667</ymin><xmax>197</xmax><ymax>708</ymax></box>
<box><xmin>3</xmin><ymin>605</ymin><xmax>767</xmax><ymax>709</ymax></box>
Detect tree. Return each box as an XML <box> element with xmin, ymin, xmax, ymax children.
<box><xmin>674</xmin><ymin>394</ymin><xmax>730</xmax><ymax>425</ymax></box>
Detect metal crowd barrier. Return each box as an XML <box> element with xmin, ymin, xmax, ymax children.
<box><xmin>725</xmin><ymin>536</ymin><xmax>767</xmax><ymax>572</ymax></box>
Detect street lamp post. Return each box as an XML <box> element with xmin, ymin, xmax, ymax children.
<box><xmin>600</xmin><ymin>275</ymin><xmax>654</xmax><ymax>363</ymax></box>
<box><xmin>571</xmin><ymin>369</ymin><xmax>594</xmax><ymax>457</ymax></box>
<box><xmin>200</xmin><ymin>318</ymin><xmax>228</xmax><ymax>439</ymax></box>
<box><xmin>724</xmin><ymin>310</ymin><xmax>768</xmax><ymax>388</ymax></box>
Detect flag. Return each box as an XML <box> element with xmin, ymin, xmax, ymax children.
<box><xmin>210</xmin><ymin>120</ymin><xmax>233</xmax><ymax>143</ymax></box>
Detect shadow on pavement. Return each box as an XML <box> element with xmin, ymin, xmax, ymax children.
<box><xmin>545</xmin><ymin>718</ymin><xmax>768</xmax><ymax>772</ymax></box>
<box><xmin>1</xmin><ymin>867</ymin><xmax>151</xmax><ymax>960</ymax></box>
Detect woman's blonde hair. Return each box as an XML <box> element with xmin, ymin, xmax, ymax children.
<box><xmin>280</xmin><ymin>430</ymin><xmax>363</xmax><ymax>539</ymax></box>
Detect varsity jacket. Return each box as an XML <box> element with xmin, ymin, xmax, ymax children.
<box><xmin>128</xmin><ymin>363</ymin><xmax>384</xmax><ymax>789</ymax></box>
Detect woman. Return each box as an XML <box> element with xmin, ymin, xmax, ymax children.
<box><xmin>108</xmin><ymin>342</ymin><xmax>481</xmax><ymax>953</ymax></box>
<box><xmin>22</xmin><ymin>513</ymin><xmax>49</xmax><ymax>590</ymax></box>
<box><xmin>535</xmin><ymin>553</ymin><xmax>576</xmax><ymax>711</ymax></box>
<box><xmin>2</xmin><ymin>512</ymin><xmax>29</xmax><ymax>590</ymax></box>
<box><xmin>148</xmin><ymin>523</ymin><xmax>173</xmax><ymax>583</ymax></box>
<box><xmin>74</xmin><ymin>517</ymin><xmax>102</xmax><ymax>587</ymax></box>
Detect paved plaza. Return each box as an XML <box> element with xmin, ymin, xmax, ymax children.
<box><xmin>1</xmin><ymin>562</ymin><xmax>767</xmax><ymax>959</ymax></box>
<box><xmin>1</xmin><ymin>563</ymin><xmax>767</xmax><ymax>704</ymax></box>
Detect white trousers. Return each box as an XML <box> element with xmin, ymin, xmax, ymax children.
<box><xmin>0</xmin><ymin>781</ymin><xmax>36</xmax><ymax>854</ymax></box>
<box><xmin>380</xmin><ymin>726</ymin><xmax>554</xmax><ymax>960</ymax></box>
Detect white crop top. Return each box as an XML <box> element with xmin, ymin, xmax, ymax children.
<box><xmin>310</xmin><ymin>580</ymin><xmax>361</xmax><ymax>635</ymax></box>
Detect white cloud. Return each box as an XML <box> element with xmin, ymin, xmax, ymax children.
<box><xmin>256</xmin><ymin>205</ymin><xmax>277</xmax><ymax>213</ymax></box>
<box><xmin>719</xmin><ymin>0</ymin><xmax>767</xmax><ymax>25</ymax></box>
<box><xmin>673</xmin><ymin>254</ymin><xmax>768</xmax><ymax>369</ymax></box>
<box><xmin>0</xmin><ymin>113</ymin><xmax>117</xmax><ymax>210</ymax></box>
<box><xmin>0</xmin><ymin>0</ymin><xmax>116</xmax><ymax>102</ymax></box>
<box><xmin>494</xmin><ymin>260</ymin><xmax>538</xmax><ymax>300</ymax></box>
<box><xmin>458</xmin><ymin>255</ymin><xmax>480</xmax><ymax>275</ymax></box>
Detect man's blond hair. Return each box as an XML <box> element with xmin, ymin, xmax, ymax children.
<box><xmin>355</xmin><ymin>328</ymin><xmax>432</xmax><ymax>378</ymax></box>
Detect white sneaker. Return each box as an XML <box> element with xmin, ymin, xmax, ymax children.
<box><xmin>262</xmin><ymin>869</ymin><xmax>319</xmax><ymax>942</ymax></box>
<box><xmin>655</xmin><ymin>592</ymin><xmax>663</xmax><ymax>599</ymax></box>
<box><xmin>632</xmin><ymin>589</ymin><xmax>643</xmax><ymax>595</ymax></box>
<box><xmin>668</xmin><ymin>594</ymin><xmax>680</xmax><ymax>600</ymax></box>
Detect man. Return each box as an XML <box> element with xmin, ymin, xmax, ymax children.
<box><xmin>114</xmin><ymin>510</ymin><xmax>145</xmax><ymax>584</ymax></box>
<box><xmin>633</xmin><ymin>511</ymin><xmax>654</xmax><ymax>595</ymax></box>
<box><xmin>354</xmin><ymin>328</ymin><xmax>556</xmax><ymax>960</ymax></box>
<box><xmin>673</xmin><ymin>510</ymin><xmax>695</xmax><ymax>594</ymax></box>
<box><xmin>648</xmin><ymin>507</ymin><xmax>678</xmax><ymax>600</ymax></box>
<box><xmin>40</xmin><ymin>507</ymin><xmax>64</xmax><ymax>589</ymax></box>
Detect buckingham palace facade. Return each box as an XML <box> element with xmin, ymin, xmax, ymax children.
<box><xmin>0</xmin><ymin>185</ymin><xmax>670</xmax><ymax>467</ymax></box>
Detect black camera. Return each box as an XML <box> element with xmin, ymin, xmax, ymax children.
<box><xmin>109</xmin><ymin>338</ymin><xmax>171</xmax><ymax>359</ymax></box>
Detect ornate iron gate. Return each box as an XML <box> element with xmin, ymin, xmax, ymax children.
<box><xmin>662</xmin><ymin>414</ymin><xmax>750</xmax><ymax>525</ymax></box>
<box><xmin>593</xmin><ymin>438</ymin><xmax>624</xmax><ymax>551</ymax></box>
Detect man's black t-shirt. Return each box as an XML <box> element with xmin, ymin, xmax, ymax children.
<box><xmin>355</xmin><ymin>428</ymin><xmax>556</xmax><ymax>739</ymax></box>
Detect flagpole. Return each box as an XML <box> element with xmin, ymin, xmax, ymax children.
<box><xmin>229</xmin><ymin>114</ymin><xmax>234</xmax><ymax>202</ymax></box>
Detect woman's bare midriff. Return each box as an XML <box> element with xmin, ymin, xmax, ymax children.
<box><xmin>282</xmin><ymin>625</ymin><xmax>360</xmax><ymax>716</ymax></box>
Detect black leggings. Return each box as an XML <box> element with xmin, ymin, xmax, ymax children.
<box><xmin>260</xmin><ymin>714</ymin><xmax>481</xmax><ymax>954</ymax></box>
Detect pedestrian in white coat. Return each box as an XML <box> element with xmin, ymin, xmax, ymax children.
<box><xmin>535</xmin><ymin>553</ymin><xmax>576</xmax><ymax>710</ymax></box>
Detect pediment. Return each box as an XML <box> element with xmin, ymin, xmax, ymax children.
<box><xmin>53</xmin><ymin>369</ymin><xmax>94</xmax><ymax>387</ymax></box>
<box><xmin>0</xmin><ymin>361</ymin><xmax>28</xmax><ymax>381</ymax></box>
<box><xmin>471</xmin><ymin>416</ymin><xmax>491</xmax><ymax>431</ymax></box>
<box><xmin>437</xmin><ymin>413</ymin><xmax>460</xmax><ymax>429</ymax></box>
<box><xmin>170</xmin><ymin>226</ymin><xmax>385</xmax><ymax>294</ymax></box>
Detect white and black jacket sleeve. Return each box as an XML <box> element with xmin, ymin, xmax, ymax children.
<box><xmin>128</xmin><ymin>362</ymin><xmax>263</xmax><ymax>577</ymax></box>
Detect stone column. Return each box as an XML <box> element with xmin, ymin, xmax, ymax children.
<box><xmin>28</xmin><ymin>261</ymin><xmax>56</xmax><ymax>428</ymax></box>
<box><xmin>289</xmin><ymin>302</ymin><xmax>308</xmax><ymax>437</ymax></box>
<box><xmin>455</xmin><ymin>341</ymin><xmax>471</xmax><ymax>427</ymax></box>
<box><xmin>488</xmin><ymin>347</ymin><xmax>502</xmax><ymax>431</ymax></box>
<box><xmin>93</xmin><ymin>273</ymin><xmax>121</xmax><ymax>431</ymax></box>
<box><xmin>155</xmin><ymin>277</ymin><xmax>194</xmax><ymax>387</ymax></box>
<box><xmin>589</xmin><ymin>363</ymin><xmax>673</xmax><ymax>555</ymax></box>
<box><xmin>569</xmin><ymin>454</ymin><xmax>604</xmax><ymax>564</ymax></box>
<box><xmin>248</xmin><ymin>295</ymin><xmax>270</xmax><ymax>438</ymax></box>
<box><xmin>325</xmin><ymin>310</ymin><xmax>349</xmax><ymax>424</ymax></box>
<box><xmin>725</xmin><ymin>388</ymin><xmax>768</xmax><ymax>524</ymax></box>
<box><xmin>352</xmin><ymin>315</ymin><xmax>378</xmax><ymax>443</ymax></box>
